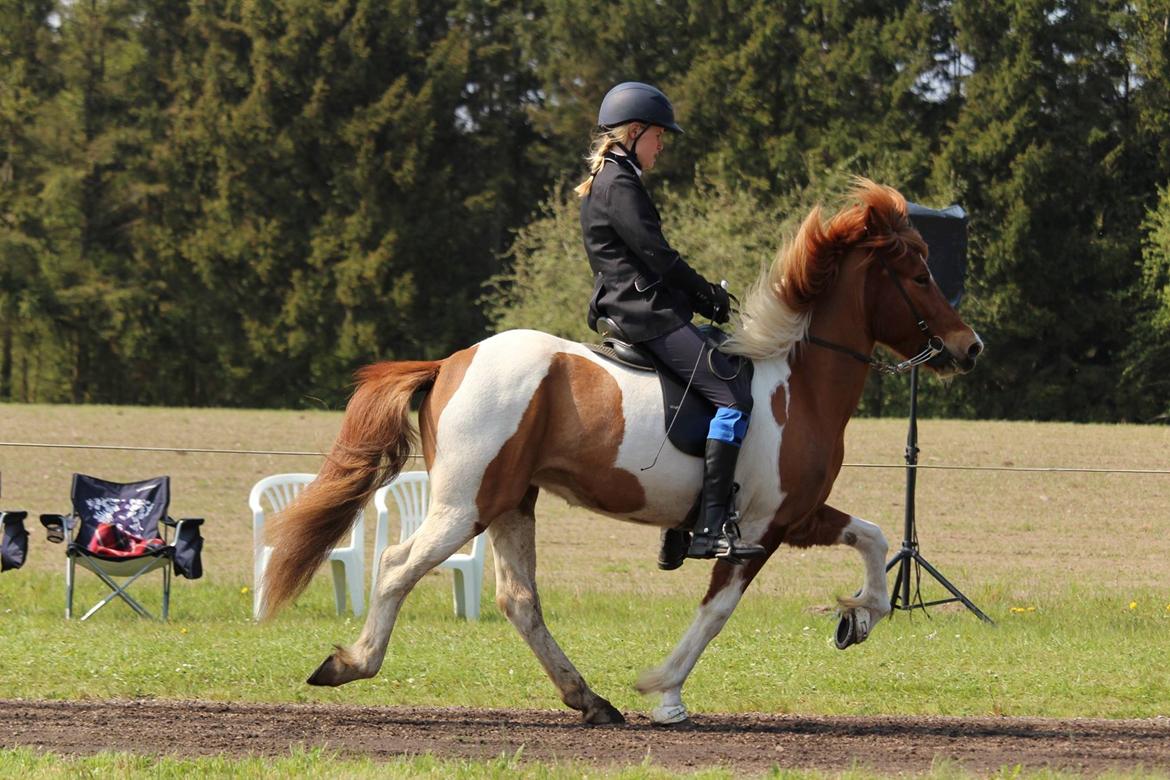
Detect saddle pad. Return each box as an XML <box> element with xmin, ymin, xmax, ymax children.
<box><xmin>584</xmin><ymin>341</ymin><xmax>754</xmax><ymax>459</ymax></box>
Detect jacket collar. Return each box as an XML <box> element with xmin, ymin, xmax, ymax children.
<box><xmin>604</xmin><ymin>149</ymin><xmax>642</xmax><ymax>178</ymax></box>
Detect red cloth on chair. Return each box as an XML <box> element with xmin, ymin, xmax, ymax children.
<box><xmin>86</xmin><ymin>522</ymin><xmax>165</xmax><ymax>558</ymax></box>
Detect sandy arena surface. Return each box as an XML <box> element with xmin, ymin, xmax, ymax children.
<box><xmin>4</xmin><ymin>699</ymin><xmax>1170</xmax><ymax>774</ymax></box>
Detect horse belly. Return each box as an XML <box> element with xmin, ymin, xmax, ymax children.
<box><xmin>524</xmin><ymin>343</ymin><xmax>701</xmax><ymax>526</ymax></box>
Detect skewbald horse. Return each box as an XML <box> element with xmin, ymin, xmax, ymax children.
<box><xmin>261</xmin><ymin>179</ymin><xmax>982</xmax><ymax>726</ymax></box>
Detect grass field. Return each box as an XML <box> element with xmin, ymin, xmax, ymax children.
<box><xmin>2</xmin><ymin>402</ymin><xmax>1169</xmax><ymax>776</ymax></box>
<box><xmin>0</xmin><ymin>748</ymin><xmax>1041</xmax><ymax>780</ymax></box>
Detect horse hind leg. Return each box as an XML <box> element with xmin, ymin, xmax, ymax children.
<box><xmin>307</xmin><ymin>503</ymin><xmax>479</xmax><ymax>687</ymax></box>
<box><xmin>490</xmin><ymin>486</ymin><xmax>624</xmax><ymax>725</ymax></box>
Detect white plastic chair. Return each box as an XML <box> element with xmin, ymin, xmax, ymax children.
<box><xmin>372</xmin><ymin>471</ymin><xmax>486</xmax><ymax>620</ymax></box>
<box><xmin>250</xmin><ymin>473</ymin><xmax>365</xmax><ymax>619</ymax></box>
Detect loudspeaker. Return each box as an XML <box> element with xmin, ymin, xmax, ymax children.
<box><xmin>907</xmin><ymin>203</ymin><xmax>967</xmax><ymax>307</ymax></box>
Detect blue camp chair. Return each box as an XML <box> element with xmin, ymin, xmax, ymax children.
<box><xmin>41</xmin><ymin>474</ymin><xmax>204</xmax><ymax>620</ymax></box>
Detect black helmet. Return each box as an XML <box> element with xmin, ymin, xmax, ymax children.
<box><xmin>597</xmin><ymin>82</ymin><xmax>684</xmax><ymax>134</ymax></box>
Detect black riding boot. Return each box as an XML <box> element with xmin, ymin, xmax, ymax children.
<box><xmin>686</xmin><ymin>439</ymin><xmax>766</xmax><ymax>561</ymax></box>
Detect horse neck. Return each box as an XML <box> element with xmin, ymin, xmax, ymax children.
<box><xmin>790</xmin><ymin>258</ymin><xmax>875</xmax><ymax>431</ymax></box>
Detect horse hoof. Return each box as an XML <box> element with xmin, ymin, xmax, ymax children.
<box><xmin>650</xmin><ymin>703</ymin><xmax>690</xmax><ymax>726</ymax></box>
<box><xmin>833</xmin><ymin>612</ymin><xmax>870</xmax><ymax>650</ymax></box>
<box><xmin>835</xmin><ymin>612</ymin><xmax>859</xmax><ymax>650</ymax></box>
<box><xmin>584</xmin><ymin>701</ymin><xmax>626</xmax><ymax>725</ymax></box>
<box><xmin>306</xmin><ymin>653</ymin><xmax>349</xmax><ymax>686</ymax></box>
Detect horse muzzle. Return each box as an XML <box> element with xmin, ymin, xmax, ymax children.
<box><xmin>928</xmin><ymin>333</ymin><xmax>983</xmax><ymax>375</ymax></box>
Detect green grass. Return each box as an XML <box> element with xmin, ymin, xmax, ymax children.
<box><xmin>3</xmin><ymin>570</ymin><xmax>1169</xmax><ymax>718</ymax></box>
<box><xmin>11</xmin><ymin>747</ymin><xmax>1157</xmax><ymax>780</ymax></box>
<box><xmin>0</xmin><ymin>747</ymin><xmax>740</xmax><ymax>779</ymax></box>
<box><xmin>3</xmin><ymin>403</ymin><xmax>1170</xmax><ymax>775</ymax></box>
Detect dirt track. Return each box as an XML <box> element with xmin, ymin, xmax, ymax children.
<box><xmin>3</xmin><ymin>699</ymin><xmax>1169</xmax><ymax>775</ymax></box>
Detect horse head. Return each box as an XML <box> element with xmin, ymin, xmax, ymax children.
<box><xmin>850</xmin><ymin>181</ymin><xmax>983</xmax><ymax>376</ymax></box>
<box><xmin>729</xmin><ymin>178</ymin><xmax>982</xmax><ymax>377</ymax></box>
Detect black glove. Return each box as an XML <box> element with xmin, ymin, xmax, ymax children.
<box><xmin>662</xmin><ymin>261</ymin><xmax>730</xmax><ymax>323</ymax></box>
<box><xmin>707</xmin><ymin>282</ymin><xmax>731</xmax><ymax>324</ymax></box>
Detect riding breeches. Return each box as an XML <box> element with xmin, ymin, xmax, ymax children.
<box><xmin>641</xmin><ymin>321</ymin><xmax>754</xmax><ymax>416</ymax></box>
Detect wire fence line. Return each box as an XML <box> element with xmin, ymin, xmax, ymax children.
<box><xmin>1</xmin><ymin>440</ymin><xmax>1168</xmax><ymax>476</ymax></box>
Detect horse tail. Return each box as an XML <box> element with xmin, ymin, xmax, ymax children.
<box><xmin>260</xmin><ymin>360</ymin><xmax>441</xmax><ymax>619</ymax></box>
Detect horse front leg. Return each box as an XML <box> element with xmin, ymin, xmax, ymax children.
<box><xmin>490</xmin><ymin>487</ymin><xmax>624</xmax><ymax>725</ymax></box>
<box><xmin>793</xmin><ymin>504</ymin><xmax>891</xmax><ymax>649</ymax></box>
<box><xmin>636</xmin><ymin>560</ymin><xmax>760</xmax><ymax>725</ymax></box>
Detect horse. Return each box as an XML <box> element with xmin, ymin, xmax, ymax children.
<box><xmin>260</xmin><ymin>178</ymin><xmax>983</xmax><ymax>726</ymax></box>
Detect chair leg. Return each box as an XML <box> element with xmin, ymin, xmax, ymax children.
<box><xmin>330</xmin><ymin>559</ymin><xmax>347</xmax><ymax>615</ymax></box>
<box><xmin>347</xmin><ymin>560</ymin><xmax>365</xmax><ymax>617</ymax></box>
<box><xmin>253</xmin><ymin>546</ymin><xmax>270</xmax><ymax>621</ymax></box>
<box><xmin>451</xmin><ymin>568</ymin><xmax>467</xmax><ymax>619</ymax></box>
<box><xmin>469</xmin><ymin>559</ymin><xmax>484</xmax><ymax>621</ymax></box>
<box><xmin>80</xmin><ymin>565</ymin><xmax>156</xmax><ymax>620</ymax></box>
<box><xmin>66</xmin><ymin>556</ymin><xmax>75</xmax><ymax>620</ymax></box>
<box><xmin>162</xmin><ymin>564</ymin><xmax>171</xmax><ymax>621</ymax></box>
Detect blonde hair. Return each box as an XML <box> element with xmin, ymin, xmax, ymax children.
<box><xmin>574</xmin><ymin>124</ymin><xmax>638</xmax><ymax>197</ymax></box>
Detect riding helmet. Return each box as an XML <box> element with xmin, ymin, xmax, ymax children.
<box><xmin>597</xmin><ymin>82</ymin><xmax>684</xmax><ymax>134</ymax></box>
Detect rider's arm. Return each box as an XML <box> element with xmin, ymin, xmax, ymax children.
<box><xmin>606</xmin><ymin>178</ymin><xmax>721</xmax><ymax>317</ymax></box>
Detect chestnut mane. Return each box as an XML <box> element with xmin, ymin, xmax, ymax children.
<box><xmin>723</xmin><ymin>178</ymin><xmax>926</xmax><ymax>360</ymax></box>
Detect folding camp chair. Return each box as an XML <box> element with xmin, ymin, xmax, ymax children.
<box><xmin>372</xmin><ymin>472</ymin><xmax>486</xmax><ymax>620</ymax></box>
<box><xmin>41</xmin><ymin>474</ymin><xmax>204</xmax><ymax>621</ymax></box>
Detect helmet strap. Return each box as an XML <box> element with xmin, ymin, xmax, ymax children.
<box><xmin>619</xmin><ymin>123</ymin><xmax>652</xmax><ymax>166</ymax></box>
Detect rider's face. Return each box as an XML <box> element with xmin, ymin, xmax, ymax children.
<box><xmin>631</xmin><ymin>124</ymin><xmax>666</xmax><ymax>171</ymax></box>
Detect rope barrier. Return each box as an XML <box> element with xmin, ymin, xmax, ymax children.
<box><xmin>0</xmin><ymin>440</ymin><xmax>1167</xmax><ymax>475</ymax></box>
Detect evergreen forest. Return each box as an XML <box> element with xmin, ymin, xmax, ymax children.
<box><xmin>2</xmin><ymin>0</ymin><xmax>1168</xmax><ymax>421</ymax></box>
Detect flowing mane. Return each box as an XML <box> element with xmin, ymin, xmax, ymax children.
<box><xmin>722</xmin><ymin>178</ymin><xmax>926</xmax><ymax>360</ymax></box>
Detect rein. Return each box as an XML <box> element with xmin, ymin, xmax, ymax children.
<box><xmin>805</xmin><ymin>253</ymin><xmax>945</xmax><ymax>376</ymax></box>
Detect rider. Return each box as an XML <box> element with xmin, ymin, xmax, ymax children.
<box><xmin>576</xmin><ymin>81</ymin><xmax>765</xmax><ymax>565</ymax></box>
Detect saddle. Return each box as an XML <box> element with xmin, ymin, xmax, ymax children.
<box><xmin>584</xmin><ymin>318</ymin><xmax>754</xmax><ymax>459</ymax></box>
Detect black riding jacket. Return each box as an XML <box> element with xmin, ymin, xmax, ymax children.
<box><xmin>580</xmin><ymin>152</ymin><xmax>719</xmax><ymax>342</ymax></box>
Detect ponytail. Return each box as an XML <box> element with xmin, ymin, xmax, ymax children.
<box><xmin>574</xmin><ymin>125</ymin><xmax>637</xmax><ymax>198</ymax></box>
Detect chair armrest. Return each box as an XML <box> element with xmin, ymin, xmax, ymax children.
<box><xmin>162</xmin><ymin>516</ymin><xmax>203</xmax><ymax>544</ymax></box>
<box><xmin>163</xmin><ymin>517</ymin><xmax>204</xmax><ymax>528</ymax></box>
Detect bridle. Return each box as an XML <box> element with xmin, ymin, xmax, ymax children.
<box><xmin>805</xmin><ymin>252</ymin><xmax>945</xmax><ymax>376</ymax></box>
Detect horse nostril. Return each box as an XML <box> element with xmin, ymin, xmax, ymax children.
<box><xmin>967</xmin><ymin>341</ymin><xmax>983</xmax><ymax>359</ymax></box>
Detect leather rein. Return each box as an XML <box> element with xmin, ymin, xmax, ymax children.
<box><xmin>804</xmin><ymin>253</ymin><xmax>945</xmax><ymax>376</ymax></box>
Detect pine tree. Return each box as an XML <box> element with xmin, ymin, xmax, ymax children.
<box><xmin>935</xmin><ymin>0</ymin><xmax>1146</xmax><ymax>420</ymax></box>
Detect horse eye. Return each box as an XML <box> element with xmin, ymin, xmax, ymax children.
<box><xmin>913</xmin><ymin>274</ymin><xmax>931</xmax><ymax>287</ymax></box>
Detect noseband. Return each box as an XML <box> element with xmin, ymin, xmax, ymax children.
<box><xmin>805</xmin><ymin>253</ymin><xmax>945</xmax><ymax>376</ymax></box>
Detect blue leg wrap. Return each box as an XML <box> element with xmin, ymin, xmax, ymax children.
<box><xmin>708</xmin><ymin>407</ymin><xmax>750</xmax><ymax>447</ymax></box>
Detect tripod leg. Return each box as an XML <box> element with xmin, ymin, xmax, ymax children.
<box><xmin>885</xmin><ymin>547</ymin><xmax>913</xmax><ymax>611</ymax></box>
<box><xmin>912</xmin><ymin>552</ymin><xmax>994</xmax><ymax>624</ymax></box>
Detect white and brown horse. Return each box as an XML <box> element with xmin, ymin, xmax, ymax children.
<box><xmin>261</xmin><ymin>179</ymin><xmax>982</xmax><ymax>725</ymax></box>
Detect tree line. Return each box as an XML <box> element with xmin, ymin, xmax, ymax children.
<box><xmin>2</xmin><ymin>0</ymin><xmax>1168</xmax><ymax>421</ymax></box>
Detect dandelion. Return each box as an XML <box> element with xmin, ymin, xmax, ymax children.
<box><xmin>180</xmin><ymin>627</ymin><xmax>188</xmax><ymax>635</ymax></box>
<box><xmin>241</xmin><ymin>586</ymin><xmax>250</xmax><ymax>595</ymax></box>
<box><xmin>1010</xmin><ymin>606</ymin><xmax>1036</xmax><ymax>614</ymax></box>
<box><xmin>1128</xmin><ymin>601</ymin><xmax>1137</xmax><ymax>611</ymax></box>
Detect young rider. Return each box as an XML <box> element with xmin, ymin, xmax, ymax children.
<box><xmin>576</xmin><ymin>81</ymin><xmax>765</xmax><ymax>565</ymax></box>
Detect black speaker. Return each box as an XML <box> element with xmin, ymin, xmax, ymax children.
<box><xmin>907</xmin><ymin>203</ymin><xmax>967</xmax><ymax>307</ymax></box>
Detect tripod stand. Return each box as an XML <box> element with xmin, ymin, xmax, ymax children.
<box><xmin>885</xmin><ymin>366</ymin><xmax>992</xmax><ymax>623</ymax></box>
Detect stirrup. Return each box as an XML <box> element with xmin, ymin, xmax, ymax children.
<box><xmin>714</xmin><ymin>521</ymin><xmax>766</xmax><ymax>561</ymax></box>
